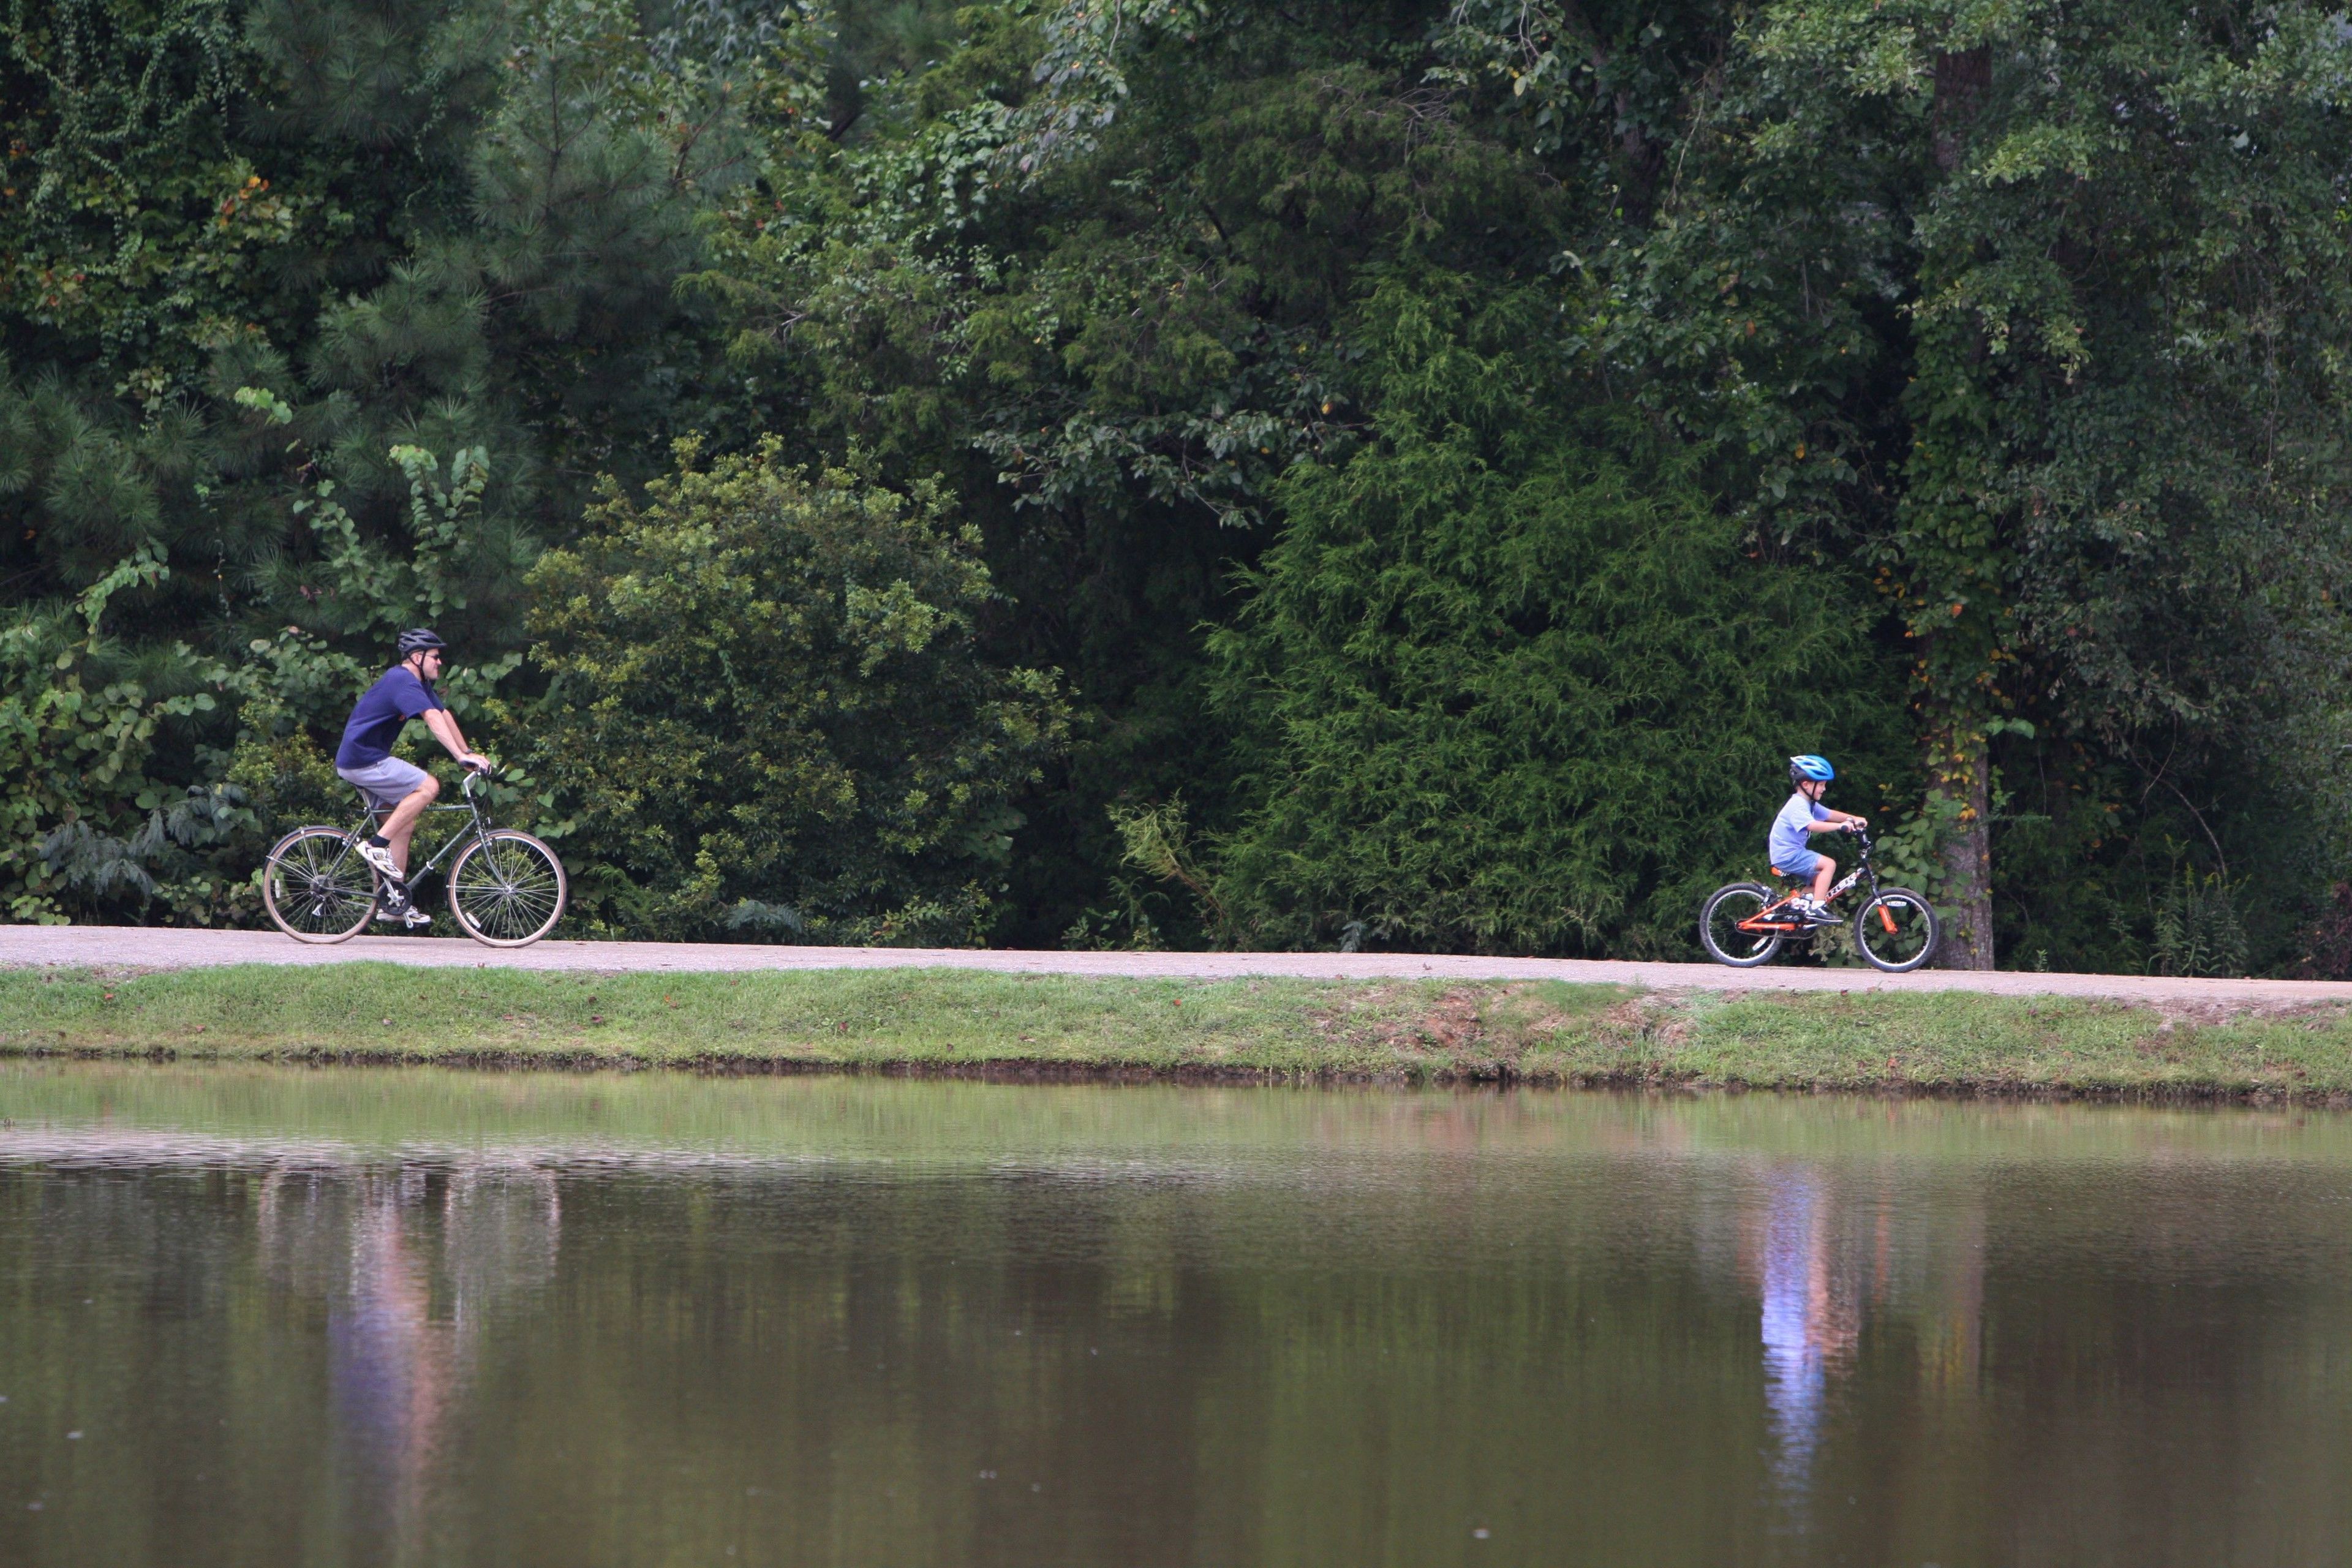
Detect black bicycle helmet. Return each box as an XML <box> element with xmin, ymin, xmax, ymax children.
<box><xmin>396</xmin><ymin>628</ymin><xmax>447</xmax><ymax>658</ymax></box>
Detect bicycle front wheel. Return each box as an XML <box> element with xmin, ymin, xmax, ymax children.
<box><xmin>1855</xmin><ymin>888</ymin><xmax>1938</xmax><ymax>973</ymax></box>
<box><xmin>262</xmin><ymin>826</ymin><xmax>379</xmax><ymax>943</ymax></box>
<box><xmin>1700</xmin><ymin>883</ymin><xmax>1787</xmax><ymax>968</ymax></box>
<box><xmin>447</xmin><ymin>829</ymin><xmax>567</xmax><ymax>947</ymax></box>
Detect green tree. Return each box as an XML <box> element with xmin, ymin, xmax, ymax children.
<box><xmin>523</xmin><ymin>439</ymin><xmax>1069</xmax><ymax>941</ymax></box>
<box><xmin>696</xmin><ymin>0</ymin><xmax>1596</xmax><ymax>944</ymax></box>
<box><xmin>0</xmin><ymin>0</ymin><xmax>773</xmax><ymax>920</ymax></box>
<box><xmin>1625</xmin><ymin>0</ymin><xmax>2352</xmax><ymax>968</ymax></box>
<box><xmin>1207</xmin><ymin>275</ymin><xmax>1896</xmax><ymax>955</ymax></box>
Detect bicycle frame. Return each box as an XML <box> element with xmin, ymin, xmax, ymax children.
<box><xmin>1735</xmin><ymin>829</ymin><xmax>1894</xmax><ymax>936</ymax></box>
<box><xmin>326</xmin><ymin>771</ymin><xmax>499</xmax><ymax>888</ymax></box>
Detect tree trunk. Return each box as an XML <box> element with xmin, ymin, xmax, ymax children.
<box><xmin>1931</xmin><ymin>726</ymin><xmax>1996</xmax><ymax>969</ymax></box>
<box><xmin>1920</xmin><ymin>44</ymin><xmax>1999</xmax><ymax>970</ymax></box>
<box><xmin>1931</xmin><ymin>47</ymin><xmax>1992</xmax><ymax>172</ymax></box>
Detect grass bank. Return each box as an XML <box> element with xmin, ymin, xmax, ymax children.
<box><xmin>4</xmin><ymin>963</ymin><xmax>2352</xmax><ymax>1100</ymax></box>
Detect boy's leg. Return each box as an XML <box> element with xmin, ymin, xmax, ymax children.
<box><xmin>1811</xmin><ymin>857</ymin><xmax>1835</xmax><ymax>903</ymax></box>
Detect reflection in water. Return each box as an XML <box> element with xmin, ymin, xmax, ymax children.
<box><xmin>1744</xmin><ymin>1162</ymin><xmax>1985</xmax><ymax>1531</ymax></box>
<box><xmin>256</xmin><ymin>1163</ymin><xmax>560</xmax><ymax>1564</ymax></box>
<box><xmin>1749</xmin><ymin>1161</ymin><xmax>1985</xmax><ymax>1542</ymax></box>
<box><xmin>0</xmin><ymin>1068</ymin><xmax>2348</xmax><ymax>1568</ymax></box>
<box><xmin>331</xmin><ymin>1178</ymin><xmax>451</xmax><ymax>1556</ymax></box>
<box><xmin>1753</xmin><ymin>1170</ymin><xmax>1850</xmax><ymax>1501</ymax></box>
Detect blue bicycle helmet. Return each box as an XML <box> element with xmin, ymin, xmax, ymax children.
<box><xmin>1789</xmin><ymin>754</ymin><xmax>1836</xmax><ymax>785</ymax></box>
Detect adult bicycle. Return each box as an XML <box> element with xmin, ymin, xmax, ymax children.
<box><xmin>260</xmin><ymin>767</ymin><xmax>567</xmax><ymax>947</ymax></box>
<box><xmin>1698</xmin><ymin>826</ymin><xmax>1937</xmax><ymax>973</ymax></box>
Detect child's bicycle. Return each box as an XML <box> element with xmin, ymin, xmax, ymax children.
<box><xmin>1698</xmin><ymin>826</ymin><xmax>1938</xmax><ymax>973</ymax></box>
<box><xmin>259</xmin><ymin>767</ymin><xmax>567</xmax><ymax>947</ymax></box>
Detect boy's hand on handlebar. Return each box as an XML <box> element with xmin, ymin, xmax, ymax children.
<box><xmin>461</xmin><ymin>753</ymin><xmax>496</xmax><ymax>774</ymax></box>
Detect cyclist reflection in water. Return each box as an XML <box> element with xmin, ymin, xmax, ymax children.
<box><xmin>1755</xmin><ymin>1170</ymin><xmax>1858</xmax><ymax>1509</ymax></box>
<box><xmin>329</xmin><ymin>1174</ymin><xmax>454</xmax><ymax>1548</ymax></box>
<box><xmin>257</xmin><ymin>1163</ymin><xmax>562</xmax><ymax>1556</ymax></box>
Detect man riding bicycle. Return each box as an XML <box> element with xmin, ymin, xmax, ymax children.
<box><xmin>334</xmin><ymin>629</ymin><xmax>493</xmax><ymax>927</ymax></box>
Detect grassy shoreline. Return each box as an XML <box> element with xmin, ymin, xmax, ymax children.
<box><xmin>4</xmin><ymin>963</ymin><xmax>2352</xmax><ymax>1101</ymax></box>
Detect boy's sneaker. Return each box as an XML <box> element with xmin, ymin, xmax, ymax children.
<box><xmin>1792</xmin><ymin>897</ymin><xmax>1836</xmax><ymax>926</ymax></box>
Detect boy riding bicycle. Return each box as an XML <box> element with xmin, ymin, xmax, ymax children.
<box><xmin>334</xmin><ymin>628</ymin><xmax>494</xmax><ymax>927</ymax></box>
<box><xmin>1773</xmin><ymin>755</ymin><xmax>1868</xmax><ymax>924</ymax></box>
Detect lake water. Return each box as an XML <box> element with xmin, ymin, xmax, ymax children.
<box><xmin>1</xmin><ymin>1065</ymin><xmax>2348</xmax><ymax>1567</ymax></box>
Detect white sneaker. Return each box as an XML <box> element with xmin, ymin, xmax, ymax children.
<box><xmin>357</xmin><ymin>840</ymin><xmax>407</xmax><ymax>886</ymax></box>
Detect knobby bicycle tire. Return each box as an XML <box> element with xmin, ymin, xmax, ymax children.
<box><xmin>447</xmin><ymin>829</ymin><xmax>568</xmax><ymax>947</ymax></box>
<box><xmin>1854</xmin><ymin>888</ymin><xmax>1938</xmax><ymax>973</ymax></box>
<box><xmin>262</xmin><ymin>826</ymin><xmax>380</xmax><ymax>943</ymax></box>
<box><xmin>1700</xmin><ymin>882</ymin><xmax>1786</xmax><ymax>968</ymax></box>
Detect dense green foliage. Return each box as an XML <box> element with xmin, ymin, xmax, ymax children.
<box><xmin>0</xmin><ymin>0</ymin><xmax>757</xmax><ymax>916</ymax></box>
<box><xmin>6</xmin><ymin>0</ymin><xmax>2352</xmax><ymax>971</ymax></box>
<box><xmin>1209</xmin><ymin>277</ymin><xmax>1893</xmax><ymax>954</ymax></box>
<box><xmin>1700</xmin><ymin>0</ymin><xmax>2352</xmax><ymax>968</ymax></box>
<box><xmin>525</xmin><ymin>441</ymin><xmax>1067</xmax><ymax>940</ymax></box>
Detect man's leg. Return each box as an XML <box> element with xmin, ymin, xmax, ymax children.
<box><xmin>376</xmin><ymin>774</ymin><xmax>442</xmax><ymax>877</ymax></box>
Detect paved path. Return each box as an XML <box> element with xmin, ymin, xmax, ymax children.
<box><xmin>2</xmin><ymin>925</ymin><xmax>2348</xmax><ymax>1007</ymax></box>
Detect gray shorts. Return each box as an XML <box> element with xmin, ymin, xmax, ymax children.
<box><xmin>337</xmin><ymin>756</ymin><xmax>432</xmax><ymax>810</ymax></box>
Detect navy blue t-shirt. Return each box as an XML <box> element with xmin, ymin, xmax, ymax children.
<box><xmin>336</xmin><ymin>666</ymin><xmax>447</xmax><ymax>768</ymax></box>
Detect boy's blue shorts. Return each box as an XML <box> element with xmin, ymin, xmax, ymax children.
<box><xmin>1773</xmin><ymin>850</ymin><xmax>1825</xmax><ymax>881</ymax></box>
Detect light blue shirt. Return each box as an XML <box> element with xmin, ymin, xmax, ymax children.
<box><xmin>1768</xmin><ymin>792</ymin><xmax>1831</xmax><ymax>871</ymax></box>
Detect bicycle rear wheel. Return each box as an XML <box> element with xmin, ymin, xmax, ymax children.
<box><xmin>1855</xmin><ymin>888</ymin><xmax>1938</xmax><ymax>973</ymax></box>
<box><xmin>262</xmin><ymin>826</ymin><xmax>379</xmax><ymax>943</ymax></box>
<box><xmin>1700</xmin><ymin>882</ymin><xmax>1788</xmax><ymax>967</ymax></box>
<box><xmin>447</xmin><ymin>829</ymin><xmax>567</xmax><ymax>947</ymax></box>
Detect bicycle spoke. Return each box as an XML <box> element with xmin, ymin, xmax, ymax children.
<box><xmin>265</xmin><ymin>828</ymin><xmax>377</xmax><ymax>943</ymax></box>
<box><xmin>1702</xmin><ymin>885</ymin><xmax>1786</xmax><ymax>967</ymax></box>
<box><xmin>1858</xmin><ymin>892</ymin><xmax>1937</xmax><ymax>971</ymax></box>
<box><xmin>452</xmin><ymin>834</ymin><xmax>565</xmax><ymax>944</ymax></box>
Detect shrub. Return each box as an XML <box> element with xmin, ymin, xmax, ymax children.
<box><xmin>524</xmin><ymin>441</ymin><xmax>1069</xmax><ymax>943</ymax></box>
